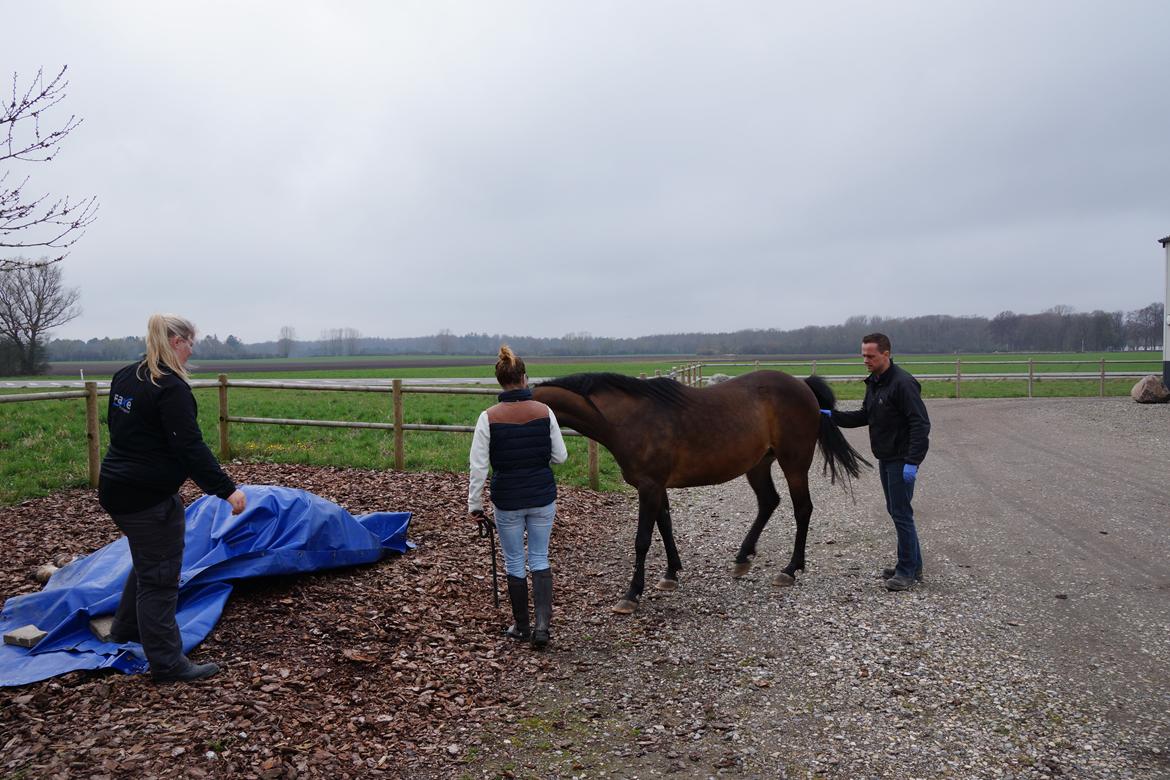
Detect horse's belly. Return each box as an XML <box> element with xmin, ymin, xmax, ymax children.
<box><xmin>666</xmin><ymin>454</ymin><xmax>766</xmax><ymax>489</ymax></box>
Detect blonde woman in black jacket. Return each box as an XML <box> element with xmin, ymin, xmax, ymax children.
<box><xmin>98</xmin><ymin>313</ymin><xmax>246</xmax><ymax>682</ymax></box>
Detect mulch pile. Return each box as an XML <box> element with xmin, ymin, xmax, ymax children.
<box><xmin>0</xmin><ymin>463</ymin><xmax>630</xmax><ymax>779</ymax></box>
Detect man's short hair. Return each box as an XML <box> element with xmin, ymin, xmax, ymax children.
<box><xmin>862</xmin><ymin>332</ymin><xmax>892</xmax><ymax>354</ymax></box>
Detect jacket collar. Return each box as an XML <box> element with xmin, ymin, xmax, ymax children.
<box><xmin>866</xmin><ymin>360</ymin><xmax>897</xmax><ymax>387</ymax></box>
<box><xmin>497</xmin><ymin>388</ymin><xmax>533</xmax><ymax>403</ymax></box>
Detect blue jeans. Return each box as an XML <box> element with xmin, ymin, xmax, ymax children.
<box><xmin>493</xmin><ymin>501</ymin><xmax>556</xmax><ymax>578</ymax></box>
<box><xmin>878</xmin><ymin>460</ymin><xmax>922</xmax><ymax>578</ymax></box>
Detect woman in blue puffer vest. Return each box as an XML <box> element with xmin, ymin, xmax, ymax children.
<box><xmin>468</xmin><ymin>345</ymin><xmax>568</xmax><ymax>648</ymax></box>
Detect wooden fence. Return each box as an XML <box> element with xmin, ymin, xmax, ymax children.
<box><xmin>699</xmin><ymin>358</ymin><xmax>1155</xmax><ymax>399</ymax></box>
<box><xmin>213</xmin><ymin>376</ymin><xmax>602</xmax><ymax>490</ymax></box>
<box><xmin>0</xmin><ymin>357</ymin><xmax>1155</xmax><ymax>490</ymax></box>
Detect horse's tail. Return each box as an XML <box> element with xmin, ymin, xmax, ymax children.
<box><xmin>803</xmin><ymin>375</ymin><xmax>871</xmax><ymax>485</ymax></box>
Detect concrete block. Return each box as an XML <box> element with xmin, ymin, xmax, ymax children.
<box><xmin>89</xmin><ymin>616</ymin><xmax>116</xmax><ymax>643</ymax></box>
<box><xmin>3</xmin><ymin>624</ymin><xmax>47</xmax><ymax>648</ymax></box>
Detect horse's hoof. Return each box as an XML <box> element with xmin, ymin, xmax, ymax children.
<box><xmin>732</xmin><ymin>561</ymin><xmax>752</xmax><ymax>578</ymax></box>
<box><xmin>772</xmin><ymin>572</ymin><xmax>796</xmax><ymax>587</ymax></box>
<box><xmin>611</xmin><ymin>599</ymin><xmax>638</xmax><ymax>615</ymax></box>
<box><xmin>656</xmin><ymin>578</ymin><xmax>679</xmax><ymax>592</ymax></box>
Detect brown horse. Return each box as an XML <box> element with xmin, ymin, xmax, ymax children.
<box><xmin>533</xmin><ymin>370</ymin><xmax>868</xmax><ymax>614</ymax></box>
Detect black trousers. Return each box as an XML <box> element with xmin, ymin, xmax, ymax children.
<box><xmin>109</xmin><ymin>494</ymin><xmax>188</xmax><ymax>675</ymax></box>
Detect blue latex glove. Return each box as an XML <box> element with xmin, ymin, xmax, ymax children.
<box><xmin>820</xmin><ymin>409</ymin><xmax>833</xmax><ymax>417</ymax></box>
<box><xmin>903</xmin><ymin>463</ymin><xmax>918</xmax><ymax>483</ymax></box>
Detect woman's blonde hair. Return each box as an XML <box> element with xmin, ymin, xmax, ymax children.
<box><xmin>495</xmin><ymin>344</ymin><xmax>526</xmax><ymax>387</ymax></box>
<box><xmin>138</xmin><ymin>313</ymin><xmax>196</xmax><ymax>385</ymax></box>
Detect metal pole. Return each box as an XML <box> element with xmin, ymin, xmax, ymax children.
<box><xmin>218</xmin><ymin>374</ymin><xmax>230</xmax><ymax>459</ymax></box>
<box><xmin>85</xmin><ymin>381</ymin><xmax>100</xmax><ymax>488</ymax></box>
<box><xmin>392</xmin><ymin>379</ymin><xmax>405</xmax><ymax>470</ymax></box>
<box><xmin>1161</xmin><ymin>235</ymin><xmax>1170</xmax><ymax>388</ymax></box>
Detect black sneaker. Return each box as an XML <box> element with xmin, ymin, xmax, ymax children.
<box><xmin>152</xmin><ymin>661</ymin><xmax>220</xmax><ymax>683</ymax></box>
<box><xmin>884</xmin><ymin>575</ymin><xmax>916</xmax><ymax>592</ymax></box>
<box><xmin>882</xmin><ymin>567</ymin><xmax>923</xmax><ymax>582</ymax></box>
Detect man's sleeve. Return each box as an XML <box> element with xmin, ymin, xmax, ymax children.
<box><xmin>467</xmin><ymin>411</ymin><xmax>491</xmax><ymax>513</ymax></box>
<box><xmin>830</xmin><ymin>394</ymin><xmax>869</xmax><ymax>428</ymax></box>
<box><xmin>900</xmin><ymin>380</ymin><xmax>931</xmax><ymax>465</ymax></box>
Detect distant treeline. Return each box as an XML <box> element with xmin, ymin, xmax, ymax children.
<box><xmin>40</xmin><ymin>302</ymin><xmax>1166</xmax><ymax>364</ymax></box>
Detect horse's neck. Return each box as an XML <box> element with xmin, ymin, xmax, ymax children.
<box><xmin>534</xmin><ymin>387</ymin><xmax>614</xmax><ymax>444</ymax></box>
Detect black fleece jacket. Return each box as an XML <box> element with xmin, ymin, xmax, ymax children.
<box><xmin>831</xmin><ymin>361</ymin><xmax>931</xmax><ymax>465</ymax></box>
<box><xmin>98</xmin><ymin>361</ymin><xmax>235</xmax><ymax>514</ymax></box>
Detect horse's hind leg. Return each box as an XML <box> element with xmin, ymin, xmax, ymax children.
<box><xmin>774</xmin><ymin>462</ymin><xmax>814</xmax><ymax>587</ymax></box>
<box><xmin>654</xmin><ymin>494</ymin><xmax>683</xmax><ymax>591</ymax></box>
<box><xmin>732</xmin><ymin>456</ymin><xmax>781</xmax><ymax>577</ymax></box>
<box><xmin>614</xmin><ymin>484</ymin><xmax>664</xmax><ymax>615</ymax></box>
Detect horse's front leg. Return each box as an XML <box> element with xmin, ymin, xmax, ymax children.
<box><xmin>654</xmin><ymin>495</ymin><xmax>683</xmax><ymax>592</ymax></box>
<box><xmin>613</xmin><ymin>486</ymin><xmax>663</xmax><ymax>615</ymax></box>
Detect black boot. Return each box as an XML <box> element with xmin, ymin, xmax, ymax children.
<box><xmin>531</xmin><ymin>568</ymin><xmax>552</xmax><ymax>649</ymax></box>
<box><xmin>505</xmin><ymin>575</ymin><xmax>530</xmax><ymax>640</ymax></box>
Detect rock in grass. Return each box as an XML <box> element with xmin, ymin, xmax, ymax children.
<box><xmin>3</xmin><ymin>624</ymin><xmax>48</xmax><ymax>648</ymax></box>
<box><xmin>1131</xmin><ymin>375</ymin><xmax>1170</xmax><ymax>404</ymax></box>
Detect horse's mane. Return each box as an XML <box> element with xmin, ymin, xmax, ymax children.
<box><xmin>537</xmin><ymin>372</ymin><xmax>691</xmax><ymax>408</ymax></box>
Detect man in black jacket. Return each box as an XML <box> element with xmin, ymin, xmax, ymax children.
<box><xmin>828</xmin><ymin>333</ymin><xmax>931</xmax><ymax>591</ymax></box>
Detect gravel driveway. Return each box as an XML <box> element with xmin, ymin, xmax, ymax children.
<box><xmin>468</xmin><ymin>397</ymin><xmax>1170</xmax><ymax>779</ymax></box>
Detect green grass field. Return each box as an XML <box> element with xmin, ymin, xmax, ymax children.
<box><xmin>1</xmin><ymin>352</ymin><xmax>1160</xmax><ymax>506</ymax></box>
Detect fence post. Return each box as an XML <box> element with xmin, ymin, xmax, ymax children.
<box><xmin>697</xmin><ymin>362</ymin><xmax>703</xmax><ymax>386</ymax></box>
<box><xmin>588</xmin><ymin>439</ymin><xmax>599</xmax><ymax>490</ymax></box>
<box><xmin>810</xmin><ymin>359</ymin><xmax>817</xmax><ymax>375</ymax></box>
<box><xmin>654</xmin><ymin>369</ymin><xmax>661</xmax><ymax>377</ymax></box>
<box><xmin>1099</xmin><ymin>358</ymin><xmax>1105</xmax><ymax>398</ymax></box>
<box><xmin>218</xmin><ymin>374</ymin><xmax>230</xmax><ymax>459</ymax></box>
<box><xmin>392</xmin><ymin>379</ymin><xmax>405</xmax><ymax>470</ymax></box>
<box><xmin>955</xmin><ymin>358</ymin><xmax>962</xmax><ymax>399</ymax></box>
<box><xmin>639</xmin><ymin>372</ymin><xmax>647</xmax><ymax>380</ymax></box>
<box><xmin>754</xmin><ymin>359</ymin><xmax>760</xmax><ymax>371</ymax></box>
<box><xmin>1027</xmin><ymin>359</ymin><xmax>1034</xmax><ymax>399</ymax></box>
<box><xmin>85</xmin><ymin>381</ymin><xmax>100</xmax><ymax>488</ymax></box>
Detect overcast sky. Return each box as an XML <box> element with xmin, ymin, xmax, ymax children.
<box><xmin>7</xmin><ymin>1</ymin><xmax>1170</xmax><ymax>344</ymax></box>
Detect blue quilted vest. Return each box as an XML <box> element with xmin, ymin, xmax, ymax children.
<box><xmin>489</xmin><ymin>389</ymin><xmax>557</xmax><ymax>511</ymax></box>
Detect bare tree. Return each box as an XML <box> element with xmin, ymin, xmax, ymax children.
<box><xmin>2</xmin><ymin>67</ymin><xmax>99</xmax><ymax>272</ymax></box>
<box><xmin>278</xmin><ymin>325</ymin><xmax>296</xmax><ymax>358</ymax></box>
<box><xmin>436</xmin><ymin>328</ymin><xmax>454</xmax><ymax>354</ymax></box>
<box><xmin>0</xmin><ymin>259</ymin><xmax>80</xmax><ymax>373</ymax></box>
<box><xmin>342</xmin><ymin>327</ymin><xmax>361</xmax><ymax>356</ymax></box>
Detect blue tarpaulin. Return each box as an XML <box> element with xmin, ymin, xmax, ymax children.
<box><xmin>0</xmin><ymin>485</ymin><xmax>411</xmax><ymax>687</ymax></box>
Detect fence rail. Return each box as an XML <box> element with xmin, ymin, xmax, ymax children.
<box><xmin>2</xmin><ymin>359</ymin><xmax>1158</xmax><ymax>490</ymax></box>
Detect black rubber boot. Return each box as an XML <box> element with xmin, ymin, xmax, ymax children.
<box><xmin>505</xmin><ymin>575</ymin><xmax>530</xmax><ymax>640</ymax></box>
<box><xmin>531</xmin><ymin>568</ymin><xmax>553</xmax><ymax>649</ymax></box>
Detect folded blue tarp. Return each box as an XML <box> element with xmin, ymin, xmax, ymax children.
<box><xmin>0</xmin><ymin>485</ymin><xmax>411</xmax><ymax>687</ymax></box>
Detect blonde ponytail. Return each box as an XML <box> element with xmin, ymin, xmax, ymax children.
<box><xmin>138</xmin><ymin>313</ymin><xmax>196</xmax><ymax>385</ymax></box>
<box><xmin>495</xmin><ymin>344</ymin><xmax>526</xmax><ymax>387</ymax></box>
